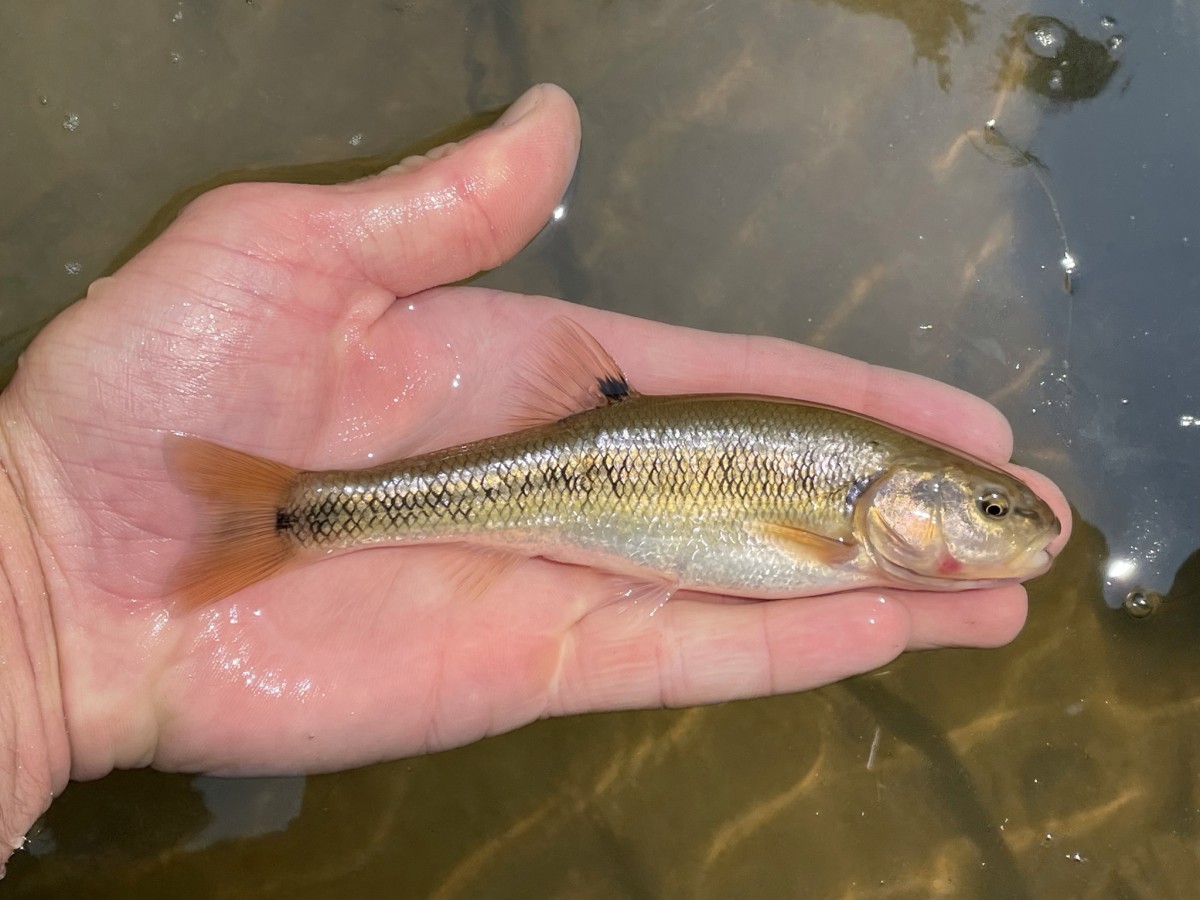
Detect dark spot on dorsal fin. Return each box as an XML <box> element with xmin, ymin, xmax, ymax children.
<box><xmin>275</xmin><ymin>509</ymin><xmax>295</xmax><ymax>532</ymax></box>
<box><xmin>506</xmin><ymin>317</ymin><xmax>638</xmax><ymax>428</ymax></box>
<box><xmin>597</xmin><ymin>375</ymin><xmax>630</xmax><ymax>402</ymax></box>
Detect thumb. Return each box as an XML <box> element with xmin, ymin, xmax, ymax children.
<box><xmin>332</xmin><ymin>83</ymin><xmax>581</xmax><ymax>297</ymax></box>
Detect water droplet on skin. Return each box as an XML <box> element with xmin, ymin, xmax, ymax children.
<box><xmin>1106</xmin><ymin>34</ymin><xmax>1124</xmax><ymax>52</ymax></box>
<box><xmin>1041</xmin><ymin>833</ymin><xmax>1055</xmax><ymax>848</ymax></box>
<box><xmin>1123</xmin><ymin>589</ymin><xmax>1162</xmax><ymax>618</ymax></box>
<box><xmin>62</xmin><ymin>112</ymin><xmax>79</xmax><ymax>132</ymax></box>
<box><xmin>169</xmin><ymin>50</ymin><xmax>182</xmax><ymax>64</ymax></box>
<box><xmin>1101</xmin><ymin>16</ymin><xmax>1117</xmax><ymax>29</ymax></box>
<box><xmin>1025</xmin><ymin>20</ymin><xmax>1067</xmax><ymax>59</ymax></box>
<box><xmin>172</xmin><ymin>9</ymin><xmax>183</xmax><ymax>22</ymax></box>
<box><xmin>38</xmin><ymin>95</ymin><xmax>48</xmax><ymax>106</ymax></box>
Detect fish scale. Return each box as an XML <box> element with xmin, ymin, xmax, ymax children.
<box><xmin>280</xmin><ymin>395</ymin><xmax>912</xmax><ymax>595</ymax></box>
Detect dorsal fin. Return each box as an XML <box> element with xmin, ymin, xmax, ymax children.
<box><xmin>509</xmin><ymin>318</ymin><xmax>637</xmax><ymax>428</ymax></box>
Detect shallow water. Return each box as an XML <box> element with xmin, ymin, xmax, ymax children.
<box><xmin>4</xmin><ymin>0</ymin><xmax>1199</xmax><ymax>897</ymax></box>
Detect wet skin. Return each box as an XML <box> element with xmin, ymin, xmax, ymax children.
<box><xmin>0</xmin><ymin>84</ymin><xmax>1070</xmax><ymax>866</ymax></box>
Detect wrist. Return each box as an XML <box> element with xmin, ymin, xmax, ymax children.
<box><xmin>0</xmin><ymin>420</ymin><xmax>69</xmax><ymax>874</ymax></box>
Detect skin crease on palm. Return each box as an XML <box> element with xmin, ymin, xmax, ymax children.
<box><xmin>0</xmin><ymin>84</ymin><xmax>1070</xmax><ymax>862</ymax></box>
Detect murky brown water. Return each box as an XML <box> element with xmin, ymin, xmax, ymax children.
<box><xmin>4</xmin><ymin>0</ymin><xmax>1199</xmax><ymax>897</ymax></box>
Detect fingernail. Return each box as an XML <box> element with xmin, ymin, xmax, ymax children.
<box><xmin>495</xmin><ymin>84</ymin><xmax>544</xmax><ymax>128</ymax></box>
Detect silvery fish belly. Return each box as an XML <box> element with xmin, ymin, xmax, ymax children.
<box><xmin>168</xmin><ymin>322</ymin><xmax>1060</xmax><ymax>609</ymax></box>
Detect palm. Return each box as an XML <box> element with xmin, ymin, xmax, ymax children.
<box><xmin>9</xmin><ymin>233</ymin><xmax>603</xmax><ymax>774</ymax></box>
<box><xmin>0</xmin><ymin>86</ymin><xmax>1067</xmax><ymax>779</ymax></box>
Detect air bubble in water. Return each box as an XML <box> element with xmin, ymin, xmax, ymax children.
<box><xmin>64</xmin><ymin>261</ymin><xmax>82</xmax><ymax>276</ymax></box>
<box><xmin>1123</xmin><ymin>590</ymin><xmax>1162</xmax><ymax>619</ymax></box>
<box><xmin>1106</xmin><ymin>34</ymin><xmax>1124</xmax><ymax>52</ymax></box>
<box><xmin>62</xmin><ymin>112</ymin><xmax>79</xmax><ymax>132</ymax></box>
<box><xmin>1100</xmin><ymin>16</ymin><xmax>1116</xmax><ymax>29</ymax></box>
<box><xmin>1025</xmin><ymin>20</ymin><xmax>1067</xmax><ymax>59</ymax></box>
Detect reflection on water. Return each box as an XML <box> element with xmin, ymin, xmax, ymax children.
<box><xmin>4</xmin><ymin>0</ymin><xmax>1200</xmax><ymax>897</ymax></box>
<box><xmin>811</xmin><ymin>0</ymin><xmax>987</xmax><ymax>92</ymax></box>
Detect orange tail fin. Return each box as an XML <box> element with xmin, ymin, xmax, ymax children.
<box><xmin>165</xmin><ymin>435</ymin><xmax>301</xmax><ymax>611</ymax></box>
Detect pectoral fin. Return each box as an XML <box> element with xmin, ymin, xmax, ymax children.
<box><xmin>750</xmin><ymin>522</ymin><xmax>859</xmax><ymax>566</ymax></box>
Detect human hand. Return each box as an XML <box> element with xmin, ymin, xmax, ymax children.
<box><xmin>0</xmin><ymin>84</ymin><xmax>1069</xmax><ymax>860</ymax></box>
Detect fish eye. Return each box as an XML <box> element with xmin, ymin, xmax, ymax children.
<box><xmin>978</xmin><ymin>490</ymin><xmax>1010</xmax><ymax>519</ymax></box>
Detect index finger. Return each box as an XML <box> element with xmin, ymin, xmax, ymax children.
<box><xmin>414</xmin><ymin>294</ymin><xmax>1014</xmax><ymax>464</ymax></box>
<box><xmin>591</xmin><ymin>315</ymin><xmax>1015</xmax><ymax>464</ymax></box>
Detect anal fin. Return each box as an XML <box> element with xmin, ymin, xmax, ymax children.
<box><xmin>445</xmin><ymin>545</ymin><xmax>529</xmax><ymax>604</ymax></box>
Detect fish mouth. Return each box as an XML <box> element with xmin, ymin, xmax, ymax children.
<box><xmin>1018</xmin><ymin>522</ymin><xmax>1062</xmax><ymax>575</ymax></box>
<box><xmin>948</xmin><ymin>540</ymin><xmax>1058</xmax><ymax>583</ymax></box>
<box><xmin>871</xmin><ymin>534</ymin><xmax>1057</xmax><ymax>590</ymax></box>
<box><xmin>956</xmin><ymin>524</ymin><xmax>1062</xmax><ymax>582</ymax></box>
<box><xmin>1014</xmin><ymin>545</ymin><xmax>1055</xmax><ymax>579</ymax></box>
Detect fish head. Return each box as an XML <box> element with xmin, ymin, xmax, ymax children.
<box><xmin>855</xmin><ymin>459</ymin><xmax>1060</xmax><ymax>587</ymax></box>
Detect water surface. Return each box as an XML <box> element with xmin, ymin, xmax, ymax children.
<box><xmin>4</xmin><ymin>0</ymin><xmax>1199</xmax><ymax>897</ymax></box>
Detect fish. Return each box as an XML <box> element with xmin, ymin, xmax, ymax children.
<box><xmin>167</xmin><ymin>321</ymin><xmax>1060</xmax><ymax>610</ymax></box>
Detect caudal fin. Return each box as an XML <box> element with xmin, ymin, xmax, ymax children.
<box><xmin>165</xmin><ymin>435</ymin><xmax>301</xmax><ymax>611</ymax></box>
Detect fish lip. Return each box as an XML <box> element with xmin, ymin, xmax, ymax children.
<box><xmin>1043</xmin><ymin>514</ymin><xmax>1063</xmax><ymax>539</ymax></box>
<box><xmin>1020</xmin><ymin>524</ymin><xmax>1061</xmax><ymax>569</ymax></box>
<box><xmin>872</xmin><ymin>538</ymin><xmax>1056</xmax><ymax>589</ymax></box>
<box><xmin>1018</xmin><ymin>546</ymin><xmax>1055</xmax><ymax>579</ymax></box>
